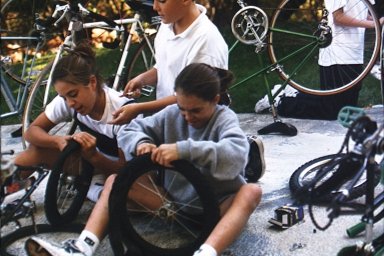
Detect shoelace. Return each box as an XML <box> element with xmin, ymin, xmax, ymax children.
<box><xmin>63</xmin><ymin>239</ymin><xmax>83</xmax><ymax>254</ymax></box>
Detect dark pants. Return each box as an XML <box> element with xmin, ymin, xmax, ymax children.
<box><xmin>277</xmin><ymin>65</ymin><xmax>362</xmax><ymax>120</ymax></box>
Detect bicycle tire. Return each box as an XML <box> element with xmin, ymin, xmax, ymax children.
<box><xmin>0</xmin><ymin>32</ymin><xmax>47</xmax><ymax>88</ymax></box>
<box><xmin>1</xmin><ymin>65</ymin><xmax>27</xmax><ymax>86</ymax></box>
<box><xmin>268</xmin><ymin>0</ymin><xmax>381</xmax><ymax>96</ymax></box>
<box><xmin>1</xmin><ymin>34</ymin><xmax>49</xmax><ymax>123</ymax></box>
<box><xmin>21</xmin><ymin>61</ymin><xmax>77</xmax><ymax>148</ymax></box>
<box><xmin>109</xmin><ymin>154</ymin><xmax>220</xmax><ymax>256</ymax></box>
<box><xmin>44</xmin><ymin>140</ymin><xmax>93</xmax><ymax>227</ymax></box>
<box><xmin>1</xmin><ymin>0</ymin><xmax>54</xmax><ymax>84</ymax></box>
<box><xmin>1</xmin><ymin>0</ymin><xmax>52</xmax><ymax>34</ymax></box>
<box><xmin>124</xmin><ymin>33</ymin><xmax>156</xmax><ymax>91</ymax></box>
<box><xmin>289</xmin><ymin>153</ymin><xmax>381</xmax><ymax>203</ymax></box>
<box><xmin>0</xmin><ymin>223</ymin><xmax>84</xmax><ymax>256</ymax></box>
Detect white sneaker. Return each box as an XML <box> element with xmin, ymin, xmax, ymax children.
<box><xmin>283</xmin><ymin>84</ymin><xmax>298</xmax><ymax>97</ymax></box>
<box><xmin>25</xmin><ymin>237</ymin><xmax>87</xmax><ymax>256</ymax></box>
<box><xmin>370</xmin><ymin>64</ymin><xmax>381</xmax><ymax>80</ymax></box>
<box><xmin>86</xmin><ymin>174</ymin><xmax>105</xmax><ymax>203</ymax></box>
<box><xmin>255</xmin><ymin>84</ymin><xmax>284</xmax><ymax>113</ymax></box>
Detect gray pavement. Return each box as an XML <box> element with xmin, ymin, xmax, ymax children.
<box><xmin>1</xmin><ymin>106</ymin><xmax>383</xmax><ymax>256</ymax></box>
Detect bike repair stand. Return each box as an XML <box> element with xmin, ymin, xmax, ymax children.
<box><xmin>256</xmin><ymin>56</ymin><xmax>297</xmax><ymax>136</ymax></box>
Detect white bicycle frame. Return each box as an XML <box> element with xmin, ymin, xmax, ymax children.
<box><xmin>42</xmin><ymin>3</ymin><xmax>156</xmax><ymax>108</ymax></box>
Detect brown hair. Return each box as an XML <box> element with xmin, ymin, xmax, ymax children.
<box><xmin>51</xmin><ymin>42</ymin><xmax>103</xmax><ymax>90</ymax></box>
<box><xmin>174</xmin><ymin>63</ymin><xmax>233</xmax><ymax>105</ymax></box>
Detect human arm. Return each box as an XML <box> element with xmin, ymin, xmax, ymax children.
<box><xmin>71</xmin><ymin>132</ymin><xmax>126</xmax><ymax>176</ymax></box>
<box><xmin>151</xmin><ymin>143</ymin><xmax>178</xmax><ymax>167</ymax></box>
<box><xmin>136</xmin><ymin>142</ymin><xmax>157</xmax><ymax>155</ymax></box>
<box><xmin>109</xmin><ymin>95</ymin><xmax>176</xmax><ymax>125</ymax></box>
<box><xmin>24</xmin><ymin>112</ymin><xmax>71</xmax><ymax>151</ymax></box>
<box><xmin>117</xmin><ymin>107</ymin><xmax>170</xmax><ymax>160</ymax></box>
<box><xmin>122</xmin><ymin>68</ymin><xmax>157</xmax><ymax>96</ymax></box>
<box><xmin>333</xmin><ymin>7</ymin><xmax>384</xmax><ymax>28</ymax></box>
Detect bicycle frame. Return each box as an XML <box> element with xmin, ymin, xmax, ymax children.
<box><xmin>41</xmin><ymin>3</ymin><xmax>156</xmax><ymax>109</ymax></box>
<box><xmin>21</xmin><ymin>1</ymin><xmax>158</xmax><ymax>148</ymax></box>
<box><xmin>1</xmin><ymin>35</ymin><xmax>44</xmax><ymax>119</ymax></box>
<box><xmin>227</xmin><ymin>0</ymin><xmax>381</xmax><ymax>124</ymax></box>
<box><xmin>297</xmin><ymin>106</ymin><xmax>384</xmax><ymax>253</ymax></box>
<box><xmin>1</xmin><ymin>163</ymin><xmax>50</xmax><ymax>229</ymax></box>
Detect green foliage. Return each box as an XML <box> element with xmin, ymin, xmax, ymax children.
<box><xmin>1</xmin><ymin>0</ymin><xmax>381</xmax><ymax>126</ymax></box>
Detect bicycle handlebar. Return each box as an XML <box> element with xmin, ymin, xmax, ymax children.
<box><xmin>47</xmin><ymin>3</ymin><xmax>120</xmax><ymax>31</ymax></box>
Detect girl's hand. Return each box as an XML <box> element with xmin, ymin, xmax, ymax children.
<box><xmin>124</xmin><ymin>76</ymin><xmax>144</xmax><ymax>96</ymax></box>
<box><xmin>109</xmin><ymin>104</ymin><xmax>140</xmax><ymax>125</ymax></box>
<box><xmin>151</xmin><ymin>144</ymin><xmax>178</xmax><ymax>167</ymax></box>
<box><xmin>72</xmin><ymin>132</ymin><xmax>97</xmax><ymax>160</ymax></box>
<box><xmin>136</xmin><ymin>143</ymin><xmax>157</xmax><ymax>155</ymax></box>
<box><xmin>57</xmin><ymin>135</ymin><xmax>72</xmax><ymax>151</ymax></box>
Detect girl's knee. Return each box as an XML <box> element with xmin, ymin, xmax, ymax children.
<box><xmin>240</xmin><ymin>184</ymin><xmax>262</xmax><ymax>207</ymax></box>
<box><xmin>98</xmin><ymin>174</ymin><xmax>117</xmax><ymax>200</ymax></box>
<box><xmin>104</xmin><ymin>174</ymin><xmax>117</xmax><ymax>190</ymax></box>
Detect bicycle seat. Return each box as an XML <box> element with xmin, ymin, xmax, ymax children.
<box><xmin>125</xmin><ymin>0</ymin><xmax>157</xmax><ymax>18</ymax></box>
<box><xmin>258</xmin><ymin>121</ymin><xmax>298</xmax><ymax>136</ymax></box>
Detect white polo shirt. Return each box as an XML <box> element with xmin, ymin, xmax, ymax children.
<box><xmin>154</xmin><ymin>4</ymin><xmax>228</xmax><ymax>99</ymax></box>
<box><xmin>45</xmin><ymin>86</ymin><xmax>130</xmax><ymax>142</ymax></box>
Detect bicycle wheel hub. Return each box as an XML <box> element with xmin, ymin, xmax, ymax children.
<box><xmin>157</xmin><ymin>202</ymin><xmax>175</xmax><ymax>219</ymax></box>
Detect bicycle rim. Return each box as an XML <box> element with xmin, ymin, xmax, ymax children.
<box><xmin>1</xmin><ymin>0</ymin><xmax>56</xmax><ymax>85</ymax></box>
<box><xmin>44</xmin><ymin>140</ymin><xmax>93</xmax><ymax>227</ymax></box>
<box><xmin>289</xmin><ymin>153</ymin><xmax>380</xmax><ymax>202</ymax></box>
<box><xmin>268</xmin><ymin>0</ymin><xmax>381</xmax><ymax>96</ymax></box>
<box><xmin>1</xmin><ymin>0</ymin><xmax>53</xmax><ymax>33</ymax></box>
<box><xmin>21</xmin><ymin>61</ymin><xmax>77</xmax><ymax>148</ymax></box>
<box><xmin>125</xmin><ymin>33</ymin><xmax>156</xmax><ymax>86</ymax></box>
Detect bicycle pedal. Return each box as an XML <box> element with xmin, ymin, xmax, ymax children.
<box><xmin>141</xmin><ymin>85</ymin><xmax>154</xmax><ymax>96</ymax></box>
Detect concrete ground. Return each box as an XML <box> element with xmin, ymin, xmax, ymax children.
<box><xmin>1</xmin><ymin>106</ymin><xmax>383</xmax><ymax>256</ymax></box>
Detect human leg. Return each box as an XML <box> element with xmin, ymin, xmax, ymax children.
<box><xmin>275</xmin><ymin>64</ymin><xmax>363</xmax><ymax>120</ymax></box>
<box><xmin>25</xmin><ymin>174</ymin><xmax>117</xmax><ymax>256</ymax></box>
<box><xmin>5</xmin><ymin>145</ymin><xmax>61</xmax><ymax>195</ymax></box>
<box><xmin>25</xmin><ymin>171</ymin><xmax>168</xmax><ymax>256</ymax></box>
<box><xmin>14</xmin><ymin>144</ymin><xmax>61</xmax><ymax>168</ymax></box>
<box><xmin>277</xmin><ymin>93</ymin><xmax>340</xmax><ymax>120</ymax></box>
<box><xmin>86</xmin><ymin>174</ymin><xmax>106</xmax><ymax>203</ymax></box>
<box><xmin>194</xmin><ymin>183</ymin><xmax>262</xmax><ymax>255</ymax></box>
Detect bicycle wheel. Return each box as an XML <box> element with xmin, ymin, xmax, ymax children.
<box><xmin>268</xmin><ymin>0</ymin><xmax>381</xmax><ymax>95</ymax></box>
<box><xmin>0</xmin><ymin>223</ymin><xmax>84</xmax><ymax>256</ymax></box>
<box><xmin>1</xmin><ymin>0</ymin><xmax>56</xmax><ymax>83</ymax></box>
<box><xmin>44</xmin><ymin>140</ymin><xmax>93</xmax><ymax>227</ymax></box>
<box><xmin>289</xmin><ymin>153</ymin><xmax>381</xmax><ymax>203</ymax></box>
<box><xmin>1</xmin><ymin>0</ymin><xmax>53</xmax><ymax>34</ymax></box>
<box><xmin>1</xmin><ymin>33</ymin><xmax>51</xmax><ymax>123</ymax></box>
<box><xmin>127</xmin><ymin>33</ymin><xmax>156</xmax><ymax>80</ymax></box>
<box><xmin>21</xmin><ymin>61</ymin><xmax>77</xmax><ymax>148</ymax></box>
<box><xmin>109</xmin><ymin>154</ymin><xmax>220</xmax><ymax>256</ymax></box>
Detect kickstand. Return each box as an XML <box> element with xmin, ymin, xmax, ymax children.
<box><xmin>257</xmin><ymin>105</ymin><xmax>298</xmax><ymax>136</ymax></box>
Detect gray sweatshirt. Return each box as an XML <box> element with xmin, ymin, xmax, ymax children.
<box><xmin>118</xmin><ymin>104</ymin><xmax>249</xmax><ymax>204</ymax></box>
